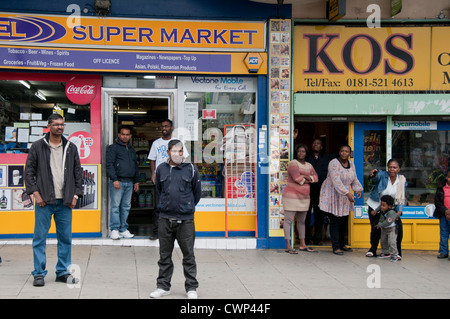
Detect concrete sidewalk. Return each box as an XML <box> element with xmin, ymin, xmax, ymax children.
<box><xmin>1</xmin><ymin>239</ymin><xmax>450</xmax><ymax>299</ymax></box>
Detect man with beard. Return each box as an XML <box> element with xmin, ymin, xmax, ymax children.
<box><xmin>149</xmin><ymin>139</ymin><xmax>201</xmax><ymax>299</ymax></box>
<box><xmin>147</xmin><ymin>119</ymin><xmax>188</xmax><ymax>240</ymax></box>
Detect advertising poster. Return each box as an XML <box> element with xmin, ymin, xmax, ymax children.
<box><xmin>268</xmin><ymin>19</ymin><xmax>291</xmax><ymax>237</ymax></box>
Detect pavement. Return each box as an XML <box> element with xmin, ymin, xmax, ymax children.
<box><xmin>1</xmin><ymin>238</ymin><xmax>450</xmax><ymax>300</ymax></box>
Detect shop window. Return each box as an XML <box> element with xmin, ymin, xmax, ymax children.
<box><xmin>183</xmin><ymin>91</ymin><xmax>256</xmax><ymax>199</ymax></box>
<box><xmin>363</xmin><ymin>130</ymin><xmax>387</xmax><ymax>202</ymax></box>
<box><xmin>0</xmin><ymin>79</ymin><xmax>91</xmax><ymax>153</ymax></box>
<box><xmin>392</xmin><ymin>130</ymin><xmax>449</xmax><ymax>206</ymax></box>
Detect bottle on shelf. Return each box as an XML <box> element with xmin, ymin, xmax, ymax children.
<box><xmin>145</xmin><ymin>190</ymin><xmax>153</xmax><ymax>208</ymax></box>
<box><xmin>0</xmin><ymin>190</ymin><xmax>7</xmax><ymax>209</ymax></box>
<box><xmin>138</xmin><ymin>191</ymin><xmax>146</xmax><ymax>208</ymax></box>
<box><xmin>90</xmin><ymin>172</ymin><xmax>96</xmax><ymax>206</ymax></box>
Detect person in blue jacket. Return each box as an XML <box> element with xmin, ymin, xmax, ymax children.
<box><xmin>366</xmin><ymin>159</ymin><xmax>407</xmax><ymax>258</ymax></box>
<box><xmin>106</xmin><ymin>126</ymin><xmax>140</xmax><ymax>240</ymax></box>
<box><xmin>149</xmin><ymin>139</ymin><xmax>201</xmax><ymax>299</ymax></box>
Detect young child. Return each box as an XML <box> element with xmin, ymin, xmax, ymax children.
<box><xmin>376</xmin><ymin>195</ymin><xmax>400</xmax><ymax>262</ymax></box>
<box><xmin>434</xmin><ymin>170</ymin><xmax>450</xmax><ymax>260</ymax></box>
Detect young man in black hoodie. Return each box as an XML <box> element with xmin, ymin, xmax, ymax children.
<box><xmin>149</xmin><ymin>139</ymin><xmax>201</xmax><ymax>299</ymax></box>
<box><xmin>106</xmin><ymin>126</ymin><xmax>140</xmax><ymax>240</ymax></box>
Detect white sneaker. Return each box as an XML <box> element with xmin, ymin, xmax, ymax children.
<box><xmin>110</xmin><ymin>230</ymin><xmax>120</xmax><ymax>240</ymax></box>
<box><xmin>187</xmin><ymin>290</ymin><xmax>198</xmax><ymax>299</ymax></box>
<box><xmin>149</xmin><ymin>288</ymin><xmax>170</xmax><ymax>298</ymax></box>
<box><xmin>119</xmin><ymin>230</ymin><xmax>134</xmax><ymax>239</ymax></box>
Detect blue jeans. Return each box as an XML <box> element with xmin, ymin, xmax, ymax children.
<box><xmin>109</xmin><ymin>181</ymin><xmax>133</xmax><ymax>232</ymax></box>
<box><xmin>439</xmin><ymin>216</ymin><xmax>450</xmax><ymax>255</ymax></box>
<box><xmin>32</xmin><ymin>199</ymin><xmax>72</xmax><ymax>278</ymax></box>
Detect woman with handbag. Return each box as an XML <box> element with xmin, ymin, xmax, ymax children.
<box><xmin>281</xmin><ymin>144</ymin><xmax>318</xmax><ymax>254</ymax></box>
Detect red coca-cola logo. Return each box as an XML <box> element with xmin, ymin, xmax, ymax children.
<box><xmin>65</xmin><ymin>77</ymin><xmax>97</xmax><ymax>105</ymax></box>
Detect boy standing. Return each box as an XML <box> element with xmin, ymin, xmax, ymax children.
<box><xmin>376</xmin><ymin>195</ymin><xmax>400</xmax><ymax>262</ymax></box>
<box><xmin>147</xmin><ymin>119</ymin><xmax>189</xmax><ymax>240</ymax></box>
<box><xmin>149</xmin><ymin>139</ymin><xmax>201</xmax><ymax>299</ymax></box>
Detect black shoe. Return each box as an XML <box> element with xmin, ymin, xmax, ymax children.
<box><xmin>55</xmin><ymin>274</ymin><xmax>79</xmax><ymax>284</ymax></box>
<box><xmin>149</xmin><ymin>234</ymin><xmax>158</xmax><ymax>240</ymax></box>
<box><xmin>33</xmin><ymin>275</ymin><xmax>45</xmax><ymax>287</ymax></box>
<box><xmin>437</xmin><ymin>253</ymin><xmax>449</xmax><ymax>259</ymax></box>
<box><xmin>341</xmin><ymin>246</ymin><xmax>353</xmax><ymax>252</ymax></box>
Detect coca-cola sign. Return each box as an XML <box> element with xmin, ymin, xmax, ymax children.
<box><xmin>65</xmin><ymin>77</ymin><xmax>97</xmax><ymax>105</ymax></box>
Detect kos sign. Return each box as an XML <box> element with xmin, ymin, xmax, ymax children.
<box><xmin>294</xmin><ymin>26</ymin><xmax>431</xmax><ymax>92</ymax></box>
<box><xmin>303</xmin><ymin>33</ymin><xmax>413</xmax><ymax>75</ymax></box>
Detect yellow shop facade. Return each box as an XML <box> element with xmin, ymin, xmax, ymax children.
<box><xmin>0</xmin><ymin>11</ymin><xmax>276</xmax><ymax>244</ymax></box>
<box><xmin>292</xmin><ymin>24</ymin><xmax>450</xmax><ymax>250</ymax></box>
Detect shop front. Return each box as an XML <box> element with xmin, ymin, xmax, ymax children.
<box><xmin>292</xmin><ymin>24</ymin><xmax>450</xmax><ymax>250</ymax></box>
<box><xmin>0</xmin><ymin>72</ymin><xmax>102</xmax><ymax>238</ymax></box>
<box><xmin>0</xmin><ymin>12</ymin><xmax>269</xmax><ymax>240</ymax></box>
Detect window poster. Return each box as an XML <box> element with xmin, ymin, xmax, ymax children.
<box><xmin>268</xmin><ymin>19</ymin><xmax>291</xmax><ymax>237</ymax></box>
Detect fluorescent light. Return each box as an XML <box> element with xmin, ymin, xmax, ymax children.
<box><xmin>118</xmin><ymin>110</ymin><xmax>147</xmax><ymax>114</ymax></box>
<box><xmin>35</xmin><ymin>90</ymin><xmax>46</xmax><ymax>101</ymax></box>
<box><xmin>19</xmin><ymin>80</ymin><xmax>31</xmax><ymax>89</ymax></box>
<box><xmin>143</xmin><ymin>75</ymin><xmax>156</xmax><ymax>79</ymax></box>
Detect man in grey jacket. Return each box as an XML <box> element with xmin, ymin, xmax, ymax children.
<box><xmin>150</xmin><ymin>139</ymin><xmax>201</xmax><ymax>299</ymax></box>
<box><xmin>25</xmin><ymin>113</ymin><xmax>83</xmax><ymax>287</ymax></box>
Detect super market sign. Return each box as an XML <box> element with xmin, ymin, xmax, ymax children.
<box><xmin>0</xmin><ymin>13</ymin><xmax>265</xmax><ymax>51</ymax></box>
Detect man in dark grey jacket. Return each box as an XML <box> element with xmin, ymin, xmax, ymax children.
<box><xmin>106</xmin><ymin>126</ymin><xmax>140</xmax><ymax>239</ymax></box>
<box><xmin>25</xmin><ymin>113</ymin><xmax>83</xmax><ymax>287</ymax></box>
<box><xmin>150</xmin><ymin>139</ymin><xmax>201</xmax><ymax>299</ymax></box>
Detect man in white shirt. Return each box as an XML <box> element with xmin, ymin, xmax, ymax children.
<box><xmin>147</xmin><ymin>119</ymin><xmax>188</xmax><ymax>239</ymax></box>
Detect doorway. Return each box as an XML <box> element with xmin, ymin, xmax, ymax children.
<box><xmin>293</xmin><ymin>118</ymin><xmax>349</xmax><ymax>246</ymax></box>
<box><xmin>102</xmin><ymin>88</ymin><xmax>176</xmax><ymax>237</ymax></box>
<box><xmin>294</xmin><ymin>120</ymin><xmax>348</xmax><ymax>155</ymax></box>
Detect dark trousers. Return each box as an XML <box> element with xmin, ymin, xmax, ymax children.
<box><xmin>327</xmin><ymin>213</ymin><xmax>348</xmax><ymax>251</ymax></box>
<box><xmin>306</xmin><ymin>202</ymin><xmax>326</xmax><ymax>243</ymax></box>
<box><xmin>368</xmin><ymin>206</ymin><xmax>403</xmax><ymax>257</ymax></box>
<box><xmin>157</xmin><ymin>218</ymin><xmax>198</xmax><ymax>292</ymax></box>
<box><xmin>151</xmin><ymin>188</ymin><xmax>160</xmax><ymax>237</ymax></box>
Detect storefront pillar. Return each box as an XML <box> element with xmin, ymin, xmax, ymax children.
<box><xmin>386</xmin><ymin>116</ymin><xmax>393</xmax><ymax>162</ymax></box>
<box><xmin>256</xmin><ymin>74</ymin><xmax>269</xmax><ymax>247</ymax></box>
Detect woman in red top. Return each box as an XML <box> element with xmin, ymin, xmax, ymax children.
<box><xmin>281</xmin><ymin>144</ymin><xmax>318</xmax><ymax>254</ymax></box>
